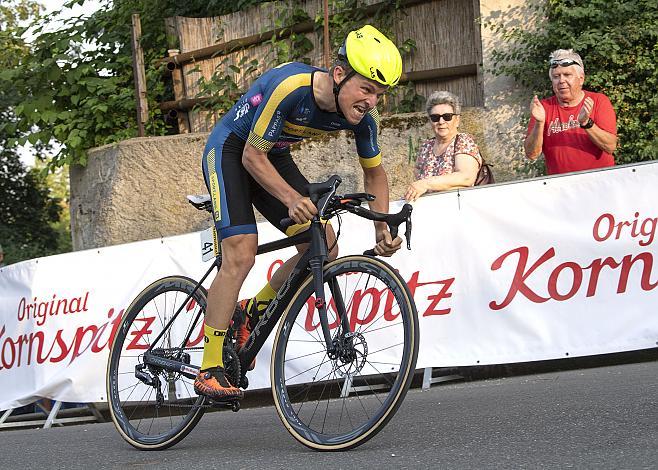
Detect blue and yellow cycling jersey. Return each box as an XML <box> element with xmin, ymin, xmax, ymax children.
<box><xmin>219</xmin><ymin>62</ymin><xmax>382</xmax><ymax>169</ymax></box>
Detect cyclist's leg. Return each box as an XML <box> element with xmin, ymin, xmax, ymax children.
<box><xmin>242</xmin><ymin>150</ymin><xmax>338</xmax><ymax>319</ymax></box>
<box><xmin>196</xmin><ymin>233</ymin><xmax>256</xmax><ymax>396</ymax></box>
<box><xmin>207</xmin><ymin>233</ymin><xmax>257</xmax><ymax>332</ymax></box>
<box><xmin>197</xmin><ymin>128</ymin><xmax>257</xmax><ymax>399</ymax></box>
<box><xmin>260</xmin><ymin>149</ymin><xmax>339</xmax><ymax>266</ymax></box>
<box><xmin>267</xmin><ymin>225</ymin><xmax>338</xmax><ymax>289</ymax></box>
<box><xmin>233</xmin><ymin>151</ymin><xmax>339</xmax><ymax>361</ymax></box>
<box><xmin>234</xmin><ymin>228</ymin><xmax>337</xmax><ymax>357</ymax></box>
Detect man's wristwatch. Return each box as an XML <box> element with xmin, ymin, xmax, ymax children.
<box><xmin>580</xmin><ymin>118</ymin><xmax>594</xmax><ymax>129</ymax></box>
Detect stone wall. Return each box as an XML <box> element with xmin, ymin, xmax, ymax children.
<box><xmin>479</xmin><ymin>0</ymin><xmax>543</xmax><ymax>175</ymax></box>
<box><xmin>70</xmin><ymin>109</ymin><xmax>497</xmax><ymax>250</ymax></box>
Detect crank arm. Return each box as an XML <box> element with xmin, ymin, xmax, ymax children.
<box><xmin>143</xmin><ymin>352</ymin><xmax>199</xmax><ymax>380</ymax></box>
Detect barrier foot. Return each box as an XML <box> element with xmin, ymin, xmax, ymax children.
<box><xmin>422</xmin><ymin>367</ymin><xmax>463</xmax><ymax>390</ymax></box>
<box><xmin>43</xmin><ymin>401</ymin><xmax>63</xmax><ymax>429</ymax></box>
<box><xmin>87</xmin><ymin>403</ymin><xmax>105</xmax><ymax>423</ymax></box>
<box><xmin>340</xmin><ymin>373</ymin><xmax>390</xmax><ymax>397</ymax></box>
<box><xmin>0</xmin><ymin>402</ymin><xmax>103</xmax><ymax>430</ymax></box>
<box><xmin>0</xmin><ymin>408</ymin><xmax>13</xmax><ymax>424</ymax></box>
<box><xmin>340</xmin><ymin>374</ymin><xmax>354</xmax><ymax>398</ymax></box>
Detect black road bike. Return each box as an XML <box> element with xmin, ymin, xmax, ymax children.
<box><xmin>106</xmin><ymin>175</ymin><xmax>419</xmax><ymax>451</ymax></box>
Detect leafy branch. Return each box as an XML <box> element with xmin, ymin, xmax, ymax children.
<box><xmin>487</xmin><ymin>0</ymin><xmax>658</xmax><ymax>170</ymax></box>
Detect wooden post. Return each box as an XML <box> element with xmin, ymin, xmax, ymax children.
<box><xmin>167</xmin><ymin>49</ymin><xmax>190</xmax><ymax>134</ymax></box>
<box><xmin>323</xmin><ymin>0</ymin><xmax>330</xmax><ymax>69</ymax></box>
<box><xmin>131</xmin><ymin>13</ymin><xmax>148</xmax><ymax>137</ymax></box>
<box><xmin>471</xmin><ymin>0</ymin><xmax>485</xmax><ymax>106</ymax></box>
<box><xmin>164</xmin><ymin>17</ymin><xmax>190</xmax><ymax>134</ymax></box>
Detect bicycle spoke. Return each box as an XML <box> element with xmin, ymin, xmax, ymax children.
<box><xmin>283</xmin><ymin>348</ymin><xmax>329</xmax><ymax>364</ymax></box>
<box><xmin>288</xmin><ymin>355</ymin><xmax>334</xmax><ymax>400</ymax></box>
<box><xmin>108</xmin><ymin>277</ymin><xmax>209</xmax><ymax>449</ymax></box>
<box><xmin>273</xmin><ymin>256</ymin><xmax>418</xmax><ymax>450</ymax></box>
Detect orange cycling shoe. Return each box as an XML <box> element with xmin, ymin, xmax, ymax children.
<box><xmin>194</xmin><ymin>367</ymin><xmax>244</xmax><ymax>401</ymax></box>
<box><xmin>234</xmin><ymin>299</ymin><xmax>256</xmax><ymax>370</ymax></box>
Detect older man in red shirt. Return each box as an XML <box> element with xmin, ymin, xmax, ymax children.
<box><xmin>524</xmin><ymin>49</ymin><xmax>617</xmax><ymax>175</ymax></box>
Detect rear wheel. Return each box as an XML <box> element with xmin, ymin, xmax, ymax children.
<box><xmin>271</xmin><ymin>255</ymin><xmax>419</xmax><ymax>450</ymax></box>
<box><xmin>106</xmin><ymin>276</ymin><xmax>208</xmax><ymax>450</ymax></box>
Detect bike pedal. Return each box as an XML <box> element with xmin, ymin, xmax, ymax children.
<box><xmin>239</xmin><ymin>375</ymin><xmax>249</xmax><ymax>389</ymax></box>
<box><xmin>208</xmin><ymin>398</ymin><xmax>242</xmax><ymax>411</ymax></box>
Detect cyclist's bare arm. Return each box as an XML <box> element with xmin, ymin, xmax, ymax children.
<box><xmin>362</xmin><ymin>164</ymin><xmax>402</xmax><ymax>256</ymax></box>
<box><xmin>242</xmin><ymin>144</ymin><xmax>317</xmax><ymax>224</ymax></box>
<box><xmin>362</xmin><ymin>164</ymin><xmax>389</xmax><ymax>215</ymax></box>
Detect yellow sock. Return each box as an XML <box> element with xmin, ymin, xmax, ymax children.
<box><xmin>246</xmin><ymin>282</ymin><xmax>277</xmax><ymax>322</ymax></box>
<box><xmin>200</xmin><ymin>324</ymin><xmax>226</xmax><ymax>371</ymax></box>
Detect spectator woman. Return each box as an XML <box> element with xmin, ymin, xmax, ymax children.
<box><xmin>405</xmin><ymin>91</ymin><xmax>482</xmax><ymax>202</ymax></box>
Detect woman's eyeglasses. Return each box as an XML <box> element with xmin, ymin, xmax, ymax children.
<box><xmin>429</xmin><ymin>113</ymin><xmax>459</xmax><ymax>122</ymax></box>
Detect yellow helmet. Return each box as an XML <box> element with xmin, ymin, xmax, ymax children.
<box><xmin>338</xmin><ymin>25</ymin><xmax>402</xmax><ymax>87</ymax></box>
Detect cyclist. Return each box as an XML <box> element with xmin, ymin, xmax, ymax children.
<box><xmin>195</xmin><ymin>25</ymin><xmax>404</xmax><ymax>401</ymax></box>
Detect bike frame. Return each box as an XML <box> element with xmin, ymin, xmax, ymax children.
<box><xmin>142</xmin><ymin>216</ymin><xmax>349</xmax><ymax>384</ymax></box>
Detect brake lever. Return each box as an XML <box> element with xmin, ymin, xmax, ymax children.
<box><xmin>363</xmin><ymin>204</ymin><xmax>413</xmax><ymax>256</ymax></box>
<box><xmin>405</xmin><ymin>216</ymin><xmax>412</xmax><ymax>250</ymax></box>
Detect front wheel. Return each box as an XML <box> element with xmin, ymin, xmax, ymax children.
<box><xmin>271</xmin><ymin>255</ymin><xmax>419</xmax><ymax>450</ymax></box>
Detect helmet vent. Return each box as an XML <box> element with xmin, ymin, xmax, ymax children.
<box><xmin>374</xmin><ymin>37</ymin><xmax>381</xmax><ymax>43</ymax></box>
<box><xmin>376</xmin><ymin>69</ymin><xmax>386</xmax><ymax>82</ymax></box>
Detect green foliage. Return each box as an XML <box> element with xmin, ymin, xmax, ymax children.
<box><xmin>319</xmin><ymin>0</ymin><xmax>368</xmax><ymax>51</ymax></box>
<box><xmin>193</xmin><ymin>1</ymin><xmax>315</xmax><ymax>116</ymax></box>
<box><xmin>1</xmin><ymin>0</ymin><xmax>272</xmax><ymax>170</ymax></box>
<box><xmin>3</xmin><ymin>0</ymin><xmax>421</xmax><ymax>172</ymax></box>
<box><xmin>193</xmin><ymin>55</ymin><xmax>261</xmax><ymax>121</ymax></box>
<box><xmin>36</xmin><ymin>160</ymin><xmax>73</xmax><ymax>255</ymax></box>
<box><xmin>0</xmin><ymin>0</ymin><xmax>40</xmax><ymax>69</ymax></box>
<box><xmin>407</xmin><ymin>134</ymin><xmax>422</xmax><ymax>165</ymax></box>
<box><xmin>0</xmin><ymin>153</ymin><xmax>63</xmax><ymax>264</ymax></box>
<box><xmin>389</xmin><ymin>80</ymin><xmax>424</xmax><ymax>114</ymax></box>
<box><xmin>268</xmin><ymin>2</ymin><xmax>314</xmax><ymax>65</ymax></box>
<box><xmin>489</xmin><ymin>0</ymin><xmax>658</xmax><ymax>168</ymax></box>
<box><xmin>195</xmin><ymin>0</ymin><xmax>419</xmax><ymax>117</ymax></box>
<box><xmin>0</xmin><ymin>0</ymin><xmax>70</xmax><ymax>263</ymax></box>
<box><xmin>0</xmin><ymin>0</ymin><xmax>40</xmax><ymax>144</ymax></box>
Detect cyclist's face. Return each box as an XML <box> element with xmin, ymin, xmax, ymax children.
<box><xmin>337</xmin><ymin>70</ymin><xmax>387</xmax><ymax>124</ymax></box>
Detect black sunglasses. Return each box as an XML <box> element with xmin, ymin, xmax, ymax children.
<box><xmin>429</xmin><ymin>113</ymin><xmax>459</xmax><ymax>122</ymax></box>
<box><xmin>549</xmin><ymin>59</ymin><xmax>579</xmax><ymax>69</ymax></box>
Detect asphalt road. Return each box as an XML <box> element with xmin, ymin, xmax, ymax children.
<box><xmin>1</xmin><ymin>360</ymin><xmax>656</xmax><ymax>469</ymax></box>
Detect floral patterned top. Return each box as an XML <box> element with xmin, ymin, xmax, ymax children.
<box><xmin>414</xmin><ymin>133</ymin><xmax>482</xmax><ymax>182</ymax></box>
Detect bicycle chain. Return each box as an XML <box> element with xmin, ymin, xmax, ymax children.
<box><xmin>150</xmin><ymin>345</ymin><xmax>242</xmax><ymax>410</ymax></box>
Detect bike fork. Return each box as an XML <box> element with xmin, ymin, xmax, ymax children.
<box><xmin>308</xmin><ymin>221</ymin><xmax>352</xmax><ymax>356</ymax></box>
<box><xmin>315</xmin><ymin>265</ymin><xmax>354</xmax><ymax>360</ymax></box>
<box><xmin>308</xmin><ymin>220</ymin><xmax>336</xmax><ymax>355</ymax></box>
<box><xmin>309</xmin><ymin>256</ymin><xmax>334</xmax><ymax>353</ymax></box>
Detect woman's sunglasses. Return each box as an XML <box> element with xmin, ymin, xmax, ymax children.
<box><xmin>429</xmin><ymin>113</ymin><xmax>459</xmax><ymax>122</ymax></box>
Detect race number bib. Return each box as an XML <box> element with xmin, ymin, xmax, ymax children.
<box><xmin>200</xmin><ymin>227</ymin><xmax>220</xmax><ymax>262</ymax></box>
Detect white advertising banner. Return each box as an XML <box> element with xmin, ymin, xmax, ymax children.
<box><xmin>1</xmin><ymin>162</ymin><xmax>657</xmax><ymax>409</ymax></box>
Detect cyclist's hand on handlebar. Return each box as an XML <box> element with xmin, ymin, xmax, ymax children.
<box><xmin>288</xmin><ymin>196</ymin><xmax>317</xmax><ymax>225</ymax></box>
<box><xmin>373</xmin><ymin>228</ymin><xmax>403</xmax><ymax>257</ymax></box>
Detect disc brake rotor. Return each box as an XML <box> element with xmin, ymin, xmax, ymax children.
<box><xmin>335</xmin><ymin>332</ymin><xmax>367</xmax><ymax>377</ymax></box>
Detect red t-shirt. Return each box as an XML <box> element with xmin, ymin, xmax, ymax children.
<box><xmin>527</xmin><ymin>91</ymin><xmax>617</xmax><ymax>175</ymax></box>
